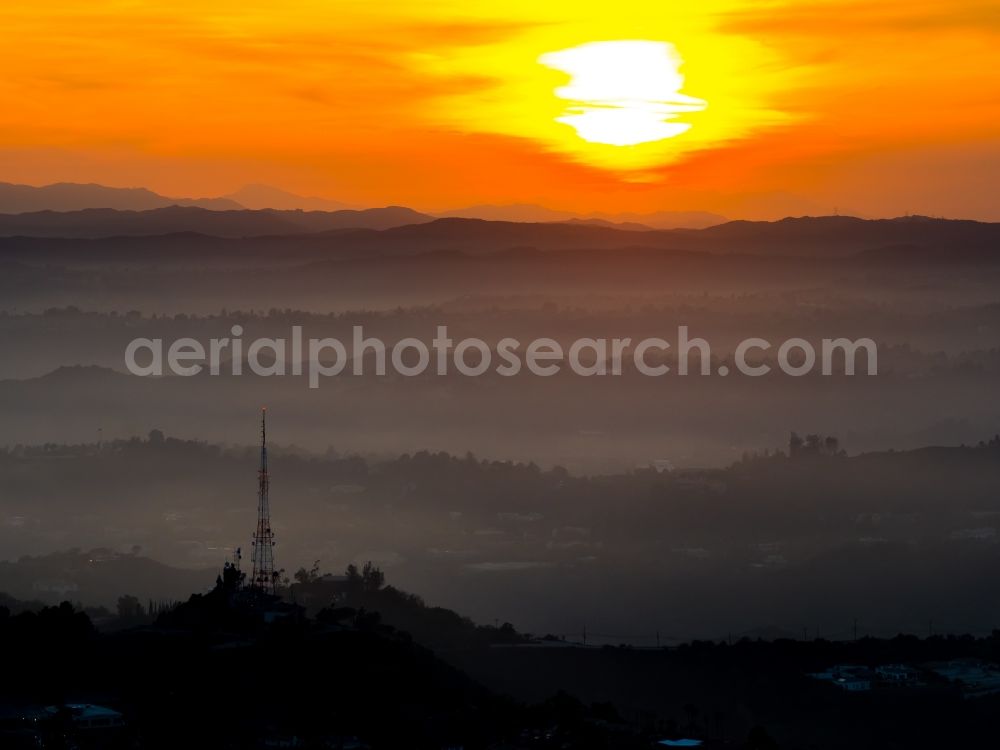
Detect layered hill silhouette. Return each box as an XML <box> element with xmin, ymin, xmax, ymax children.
<box><xmin>439</xmin><ymin>202</ymin><xmax>726</xmax><ymax>228</ymax></box>
<box><xmin>0</xmin><ymin>211</ymin><xmax>997</xmax><ymax>261</ymax></box>
<box><xmin>1</xmin><ymin>182</ymin><xmax>727</xmax><ymax>226</ymax></box>
<box><xmin>0</xmin><ymin>181</ymin><xmax>367</xmax><ymax>213</ymax></box>
<box><xmin>3</xmin><ymin>182</ymin><xmax>996</xmax><ymax>263</ymax></box>
<box><xmin>0</xmin><ymin>548</ymin><xmax>213</xmax><ymax>606</ymax></box>
<box><xmin>0</xmin><ymin>204</ymin><xmax>433</xmax><ymax>238</ymax></box>
<box><xmin>0</xmin><ymin>181</ymin><xmax>243</xmax><ymax>212</ymax></box>
<box><xmin>222</xmin><ymin>183</ymin><xmax>357</xmax><ymax>211</ymax></box>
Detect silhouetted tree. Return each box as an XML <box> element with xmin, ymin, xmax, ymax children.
<box><xmin>345</xmin><ymin>561</ymin><xmax>385</xmax><ymax>593</ymax></box>
<box><xmin>294</xmin><ymin>559</ymin><xmax>322</xmax><ymax>585</ymax></box>
<box><xmin>789</xmin><ymin>432</ymin><xmax>803</xmax><ymax>457</ymax></box>
<box><xmin>361</xmin><ymin>561</ymin><xmax>385</xmax><ymax>591</ymax></box>
<box><xmin>117</xmin><ymin>594</ymin><xmax>144</xmax><ymax>619</ymax></box>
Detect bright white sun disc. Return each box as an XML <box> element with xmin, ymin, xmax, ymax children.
<box><xmin>539</xmin><ymin>40</ymin><xmax>707</xmax><ymax>147</ymax></box>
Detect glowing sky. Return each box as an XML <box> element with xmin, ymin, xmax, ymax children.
<box><xmin>1</xmin><ymin>0</ymin><xmax>998</xmax><ymax>218</ymax></box>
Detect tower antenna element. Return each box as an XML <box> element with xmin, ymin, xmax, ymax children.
<box><xmin>250</xmin><ymin>408</ymin><xmax>277</xmax><ymax>594</ymax></box>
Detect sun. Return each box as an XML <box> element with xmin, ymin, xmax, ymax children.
<box><xmin>539</xmin><ymin>41</ymin><xmax>707</xmax><ymax>147</ymax></box>
<box><xmin>418</xmin><ymin>25</ymin><xmax>793</xmax><ymax>176</ymax></box>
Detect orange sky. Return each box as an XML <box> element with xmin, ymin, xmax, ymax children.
<box><xmin>1</xmin><ymin>0</ymin><xmax>998</xmax><ymax>219</ymax></box>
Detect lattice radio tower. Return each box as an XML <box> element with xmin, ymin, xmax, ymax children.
<box><xmin>250</xmin><ymin>408</ymin><xmax>277</xmax><ymax>594</ymax></box>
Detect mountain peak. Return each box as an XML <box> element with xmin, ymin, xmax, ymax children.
<box><xmin>223</xmin><ymin>184</ymin><xmax>355</xmax><ymax>211</ymax></box>
<box><xmin>0</xmin><ymin>181</ymin><xmax>242</xmax><ymax>213</ymax></box>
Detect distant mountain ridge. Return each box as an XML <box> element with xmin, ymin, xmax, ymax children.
<box><xmin>0</xmin><ymin>548</ymin><xmax>213</xmax><ymax>607</ymax></box>
<box><xmin>0</xmin><ymin>181</ymin><xmax>243</xmax><ymax>212</ymax></box>
<box><xmin>0</xmin><ymin>183</ymin><xmax>728</xmax><ymax>228</ymax></box>
<box><xmin>559</xmin><ymin>217</ymin><xmax>653</xmax><ymax>231</ymax></box>
<box><xmin>0</xmin><ymin>179</ymin><xmax>997</xmax><ymax>262</ymax></box>
<box><xmin>0</xmin><ymin>204</ymin><xmax>434</xmax><ymax>238</ymax></box>
<box><xmin>222</xmin><ymin>183</ymin><xmax>357</xmax><ymax>211</ymax></box>
<box><xmin>0</xmin><ymin>181</ymin><xmax>372</xmax><ymax>214</ymax></box>
<box><xmin>0</xmin><ymin>212</ymin><xmax>997</xmax><ymax>261</ymax></box>
<box><xmin>690</xmin><ymin>215</ymin><xmax>1000</xmax><ymax>256</ymax></box>
<box><xmin>439</xmin><ymin>202</ymin><xmax>727</xmax><ymax>229</ymax></box>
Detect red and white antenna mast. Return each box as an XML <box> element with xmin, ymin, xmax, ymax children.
<box><xmin>250</xmin><ymin>408</ymin><xmax>277</xmax><ymax>594</ymax></box>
